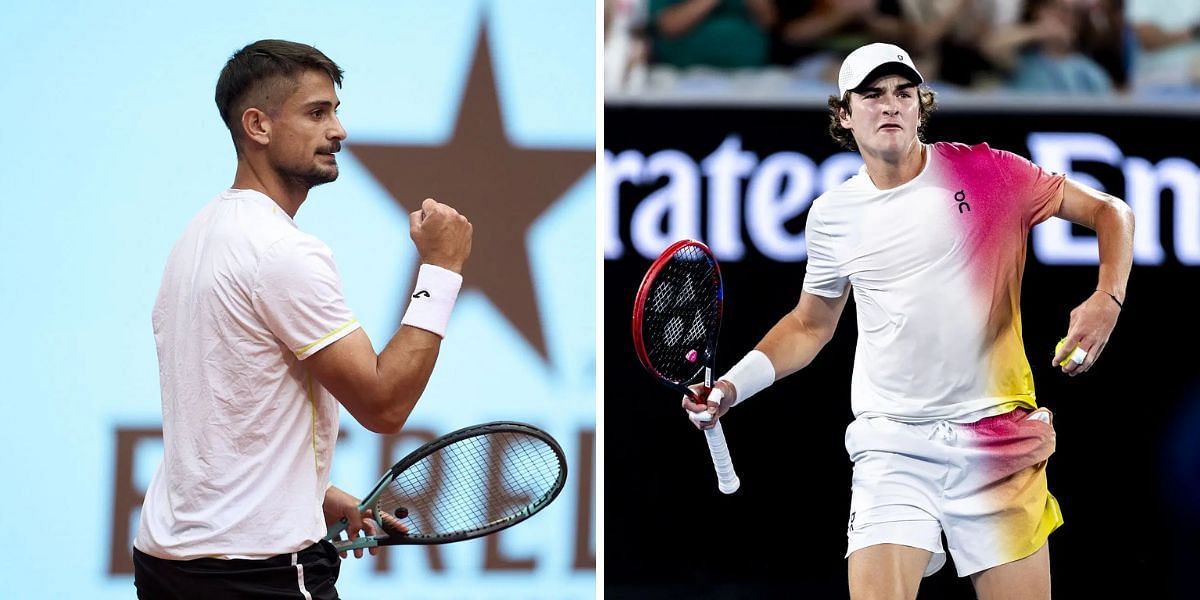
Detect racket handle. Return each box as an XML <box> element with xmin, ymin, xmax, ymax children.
<box><xmin>332</xmin><ymin>536</ymin><xmax>380</xmax><ymax>553</ymax></box>
<box><xmin>325</xmin><ymin>517</ymin><xmax>349</xmax><ymax>541</ymax></box>
<box><xmin>703</xmin><ymin>421</ymin><xmax>740</xmax><ymax>494</ymax></box>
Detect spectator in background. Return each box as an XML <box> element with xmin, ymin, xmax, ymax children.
<box><xmin>891</xmin><ymin>0</ymin><xmax>968</xmax><ymax>83</ymax></box>
<box><xmin>1076</xmin><ymin>0</ymin><xmax>1130</xmax><ymax>90</ymax></box>
<box><xmin>1126</xmin><ymin>0</ymin><xmax>1200</xmax><ymax>91</ymax></box>
<box><xmin>649</xmin><ymin>0</ymin><xmax>777</xmax><ymax>68</ymax></box>
<box><xmin>606</xmin><ymin>0</ymin><xmax>652</xmax><ymax>92</ymax></box>
<box><xmin>770</xmin><ymin>0</ymin><xmax>1020</xmax><ymax>92</ymax></box>
<box><xmin>768</xmin><ymin>0</ymin><xmax>909</xmax><ymax>91</ymax></box>
<box><xmin>901</xmin><ymin>0</ymin><xmax>1022</xmax><ymax>89</ymax></box>
<box><xmin>983</xmin><ymin>0</ymin><xmax>1114</xmax><ymax>93</ymax></box>
<box><xmin>772</xmin><ymin>0</ymin><xmax>907</xmax><ymax>67</ymax></box>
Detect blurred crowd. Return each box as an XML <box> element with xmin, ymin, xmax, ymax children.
<box><xmin>604</xmin><ymin>0</ymin><xmax>1200</xmax><ymax>97</ymax></box>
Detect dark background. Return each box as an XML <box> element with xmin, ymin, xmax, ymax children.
<box><xmin>604</xmin><ymin>105</ymin><xmax>1200</xmax><ymax>599</ymax></box>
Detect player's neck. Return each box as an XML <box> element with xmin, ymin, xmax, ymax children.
<box><xmin>232</xmin><ymin>158</ymin><xmax>309</xmax><ymax>218</ymax></box>
<box><xmin>862</xmin><ymin>142</ymin><xmax>926</xmax><ymax>190</ymax></box>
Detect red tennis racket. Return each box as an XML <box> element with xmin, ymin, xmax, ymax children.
<box><xmin>632</xmin><ymin>240</ymin><xmax>740</xmax><ymax>494</ymax></box>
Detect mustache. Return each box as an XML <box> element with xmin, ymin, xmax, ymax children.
<box><xmin>318</xmin><ymin>142</ymin><xmax>342</xmax><ymax>154</ymax></box>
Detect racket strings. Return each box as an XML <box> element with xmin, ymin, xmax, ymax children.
<box><xmin>642</xmin><ymin>246</ymin><xmax>720</xmax><ymax>383</ymax></box>
<box><xmin>374</xmin><ymin>432</ymin><xmax>563</xmax><ymax>539</ymax></box>
<box><xmin>472</xmin><ymin>433</ymin><xmax>561</xmax><ymax>521</ymax></box>
<box><xmin>377</xmin><ymin>438</ymin><xmax>488</xmax><ymax>536</ymax></box>
<box><xmin>494</xmin><ymin>433</ymin><xmax>562</xmax><ymax>510</ymax></box>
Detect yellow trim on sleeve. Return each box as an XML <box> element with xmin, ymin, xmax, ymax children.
<box><xmin>293</xmin><ymin>319</ymin><xmax>358</xmax><ymax>357</ymax></box>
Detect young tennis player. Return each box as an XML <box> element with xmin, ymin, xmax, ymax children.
<box><xmin>684</xmin><ymin>43</ymin><xmax>1133</xmax><ymax>599</ymax></box>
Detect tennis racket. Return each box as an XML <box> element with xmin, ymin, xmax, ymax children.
<box><xmin>325</xmin><ymin>421</ymin><xmax>567</xmax><ymax>551</ymax></box>
<box><xmin>632</xmin><ymin>239</ymin><xmax>740</xmax><ymax>494</ymax></box>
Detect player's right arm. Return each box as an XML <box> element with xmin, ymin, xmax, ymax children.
<box><xmin>306</xmin><ymin>198</ymin><xmax>473</xmax><ymax>434</ymax></box>
<box><xmin>755</xmin><ymin>288</ymin><xmax>850</xmax><ymax>379</ymax></box>
<box><xmin>684</xmin><ymin>287</ymin><xmax>850</xmax><ymax>426</ymax></box>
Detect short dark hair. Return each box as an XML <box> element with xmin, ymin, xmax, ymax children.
<box><xmin>214</xmin><ymin>39</ymin><xmax>344</xmax><ymax>152</ymax></box>
<box><xmin>827</xmin><ymin>86</ymin><xmax>938</xmax><ymax>152</ymax></box>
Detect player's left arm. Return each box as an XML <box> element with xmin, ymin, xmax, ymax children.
<box><xmin>1050</xmin><ymin>178</ymin><xmax>1135</xmax><ymax>375</ymax></box>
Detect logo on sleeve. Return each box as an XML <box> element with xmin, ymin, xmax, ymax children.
<box><xmin>954</xmin><ymin>189</ymin><xmax>971</xmax><ymax>214</ymax></box>
<box><xmin>412</xmin><ymin>290</ymin><xmax>431</xmax><ymax>298</ymax></box>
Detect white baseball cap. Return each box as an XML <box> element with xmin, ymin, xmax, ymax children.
<box><xmin>837</xmin><ymin>43</ymin><xmax>923</xmax><ymax>97</ymax></box>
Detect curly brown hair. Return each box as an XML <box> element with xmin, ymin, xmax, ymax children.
<box><xmin>827</xmin><ymin>87</ymin><xmax>938</xmax><ymax>152</ymax></box>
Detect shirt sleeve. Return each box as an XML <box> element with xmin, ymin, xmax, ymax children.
<box><xmin>992</xmin><ymin>147</ymin><xmax>1066</xmax><ymax>228</ymax></box>
<box><xmin>802</xmin><ymin>204</ymin><xmax>849</xmax><ymax>298</ymax></box>
<box><xmin>252</xmin><ymin>234</ymin><xmax>362</xmax><ymax>360</ymax></box>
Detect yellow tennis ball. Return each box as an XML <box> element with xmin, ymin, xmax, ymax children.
<box><xmin>1055</xmin><ymin>337</ymin><xmax>1080</xmax><ymax>367</ymax></box>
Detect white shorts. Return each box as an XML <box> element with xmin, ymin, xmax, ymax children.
<box><xmin>844</xmin><ymin>407</ymin><xmax>1063</xmax><ymax>577</ymax></box>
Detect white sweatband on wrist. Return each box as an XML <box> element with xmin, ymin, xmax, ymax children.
<box><xmin>401</xmin><ymin>264</ymin><xmax>463</xmax><ymax>337</ymax></box>
<box><xmin>721</xmin><ymin>350</ymin><xmax>776</xmax><ymax>407</ymax></box>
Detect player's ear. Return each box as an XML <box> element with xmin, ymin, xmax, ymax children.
<box><xmin>838</xmin><ymin>101</ymin><xmax>853</xmax><ymax>130</ymax></box>
<box><xmin>242</xmin><ymin>107</ymin><xmax>271</xmax><ymax>148</ymax></box>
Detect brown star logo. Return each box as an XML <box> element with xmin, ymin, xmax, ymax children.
<box><xmin>350</xmin><ymin>26</ymin><xmax>593</xmax><ymax>361</ymax></box>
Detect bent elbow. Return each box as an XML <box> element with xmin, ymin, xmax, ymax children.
<box><xmin>1121</xmin><ymin>203</ymin><xmax>1135</xmax><ymax>235</ymax></box>
<box><xmin>1104</xmin><ymin>197</ymin><xmax>1135</xmax><ymax>231</ymax></box>
<box><xmin>368</xmin><ymin>392</ymin><xmax>417</xmax><ymax>435</ymax></box>
<box><xmin>364</xmin><ymin>420</ymin><xmax>404</xmax><ymax>436</ymax></box>
<box><xmin>360</xmin><ymin>413</ymin><xmax>407</xmax><ymax>435</ymax></box>
<box><xmin>344</xmin><ymin>392</ymin><xmax>414</xmax><ymax>435</ymax></box>
<box><xmin>1120</xmin><ymin>199</ymin><xmax>1135</xmax><ymax>225</ymax></box>
<box><xmin>360</xmin><ymin>421</ymin><xmax>389</xmax><ymax>434</ymax></box>
<box><xmin>363</xmin><ymin>404</ymin><xmax>411</xmax><ymax>435</ymax></box>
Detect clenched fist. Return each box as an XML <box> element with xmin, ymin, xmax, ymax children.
<box><xmin>410</xmin><ymin>198</ymin><xmax>473</xmax><ymax>273</ymax></box>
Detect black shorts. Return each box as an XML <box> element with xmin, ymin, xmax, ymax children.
<box><xmin>133</xmin><ymin>541</ymin><xmax>341</xmax><ymax>600</ymax></box>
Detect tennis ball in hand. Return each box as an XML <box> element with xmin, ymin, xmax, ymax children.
<box><xmin>1055</xmin><ymin>337</ymin><xmax>1084</xmax><ymax>367</ymax></box>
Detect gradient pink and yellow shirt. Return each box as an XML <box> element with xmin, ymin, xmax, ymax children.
<box><xmin>804</xmin><ymin>142</ymin><xmax>1065</xmax><ymax>422</ymax></box>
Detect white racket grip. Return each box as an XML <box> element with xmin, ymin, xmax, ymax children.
<box><xmin>704</xmin><ymin>421</ymin><xmax>740</xmax><ymax>494</ymax></box>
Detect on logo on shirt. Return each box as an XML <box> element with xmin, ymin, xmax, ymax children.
<box><xmin>955</xmin><ymin>189</ymin><xmax>971</xmax><ymax>214</ymax></box>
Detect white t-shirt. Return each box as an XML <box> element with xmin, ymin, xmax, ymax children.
<box><xmin>135</xmin><ymin>188</ymin><xmax>361</xmax><ymax>559</ymax></box>
<box><xmin>804</xmin><ymin>142</ymin><xmax>1064</xmax><ymax>422</ymax></box>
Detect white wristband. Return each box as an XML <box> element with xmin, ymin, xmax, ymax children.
<box><xmin>721</xmin><ymin>350</ymin><xmax>776</xmax><ymax>407</ymax></box>
<box><xmin>401</xmin><ymin>264</ymin><xmax>463</xmax><ymax>337</ymax></box>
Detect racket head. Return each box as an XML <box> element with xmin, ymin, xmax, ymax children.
<box><xmin>365</xmin><ymin>421</ymin><xmax>567</xmax><ymax>545</ymax></box>
<box><xmin>631</xmin><ymin>240</ymin><xmax>723</xmax><ymax>395</ymax></box>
